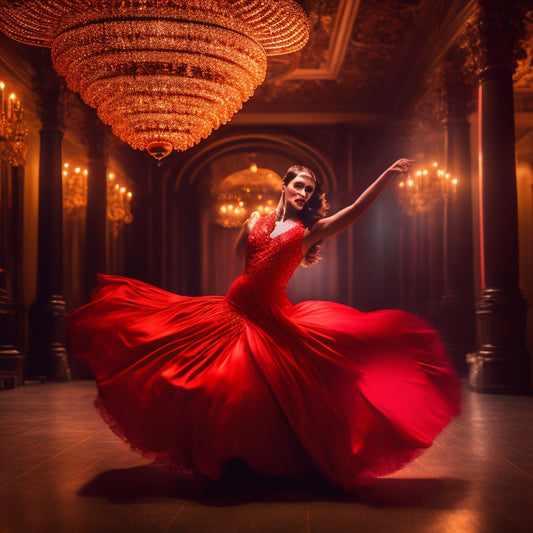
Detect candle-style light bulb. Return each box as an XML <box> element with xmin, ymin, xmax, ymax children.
<box><xmin>8</xmin><ymin>92</ymin><xmax>15</xmax><ymax>118</ymax></box>
<box><xmin>0</xmin><ymin>82</ymin><xmax>5</xmax><ymax>115</ymax></box>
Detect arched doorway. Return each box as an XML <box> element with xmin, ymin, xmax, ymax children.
<box><xmin>163</xmin><ymin>133</ymin><xmax>339</xmax><ymax>302</ymax></box>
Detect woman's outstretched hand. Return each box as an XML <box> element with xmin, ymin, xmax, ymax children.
<box><xmin>301</xmin><ymin>158</ymin><xmax>414</xmax><ymax>251</ymax></box>
<box><xmin>387</xmin><ymin>158</ymin><xmax>413</xmax><ymax>174</ymax></box>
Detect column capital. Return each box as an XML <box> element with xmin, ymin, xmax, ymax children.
<box><xmin>439</xmin><ymin>45</ymin><xmax>477</xmax><ymax>120</ymax></box>
<box><xmin>467</xmin><ymin>0</ymin><xmax>529</xmax><ymax>77</ymax></box>
<box><xmin>80</xmin><ymin>106</ymin><xmax>112</xmax><ymax>162</ymax></box>
<box><xmin>30</xmin><ymin>48</ymin><xmax>66</xmax><ymax>131</ymax></box>
<box><xmin>404</xmin><ymin>44</ymin><xmax>475</xmax><ymax>159</ymax></box>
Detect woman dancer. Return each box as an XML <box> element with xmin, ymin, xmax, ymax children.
<box><xmin>68</xmin><ymin>158</ymin><xmax>461</xmax><ymax>491</ymax></box>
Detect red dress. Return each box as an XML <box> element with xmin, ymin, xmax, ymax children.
<box><xmin>67</xmin><ymin>212</ymin><xmax>461</xmax><ymax>490</ymax></box>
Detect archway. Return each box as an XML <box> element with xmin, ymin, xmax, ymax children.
<box><xmin>162</xmin><ymin>133</ymin><xmax>339</xmax><ymax>302</ymax></box>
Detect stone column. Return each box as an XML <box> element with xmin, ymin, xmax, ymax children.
<box><xmin>438</xmin><ymin>47</ymin><xmax>477</xmax><ymax>375</ymax></box>
<box><xmin>0</xmin><ymin>270</ymin><xmax>24</xmax><ymax>389</ymax></box>
<box><xmin>0</xmin><ymin>163</ymin><xmax>26</xmax><ymax>388</ymax></box>
<box><xmin>28</xmin><ymin>51</ymin><xmax>70</xmax><ymax>381</ymax></box>
<box><xmin>81</xmin><ymin>108</ymin><xmax>109</xmax><ymax>301</ymax></box>
<box><xmin>469</xmin><ymin>0</ymin><xmax>530</xmax><ymax>393</ymax></box>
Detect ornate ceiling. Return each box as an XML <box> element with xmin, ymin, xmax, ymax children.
<box><xmin>1</xmin><ymin>0</ymin><xmax>532</xmax><ymax>143</ymax></box>
<box><xmin>243</xmin><ymin>0</ymin><xmax>533</xmax><ymax>124</ymax></box>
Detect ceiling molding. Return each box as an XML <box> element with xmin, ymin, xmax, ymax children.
<box><xmin>232</xmin><ymin>109</ymin><xmax>388</xmax><ymax>126</ymax></box>
<box><xmin>287</xmin><ymin>0</ymin><xmax>361</xmax><ymax>80</ymax></box>
<box><xmin>388</xmin><ymin>0</ymin><xmax>478</xmax><ymax>116</ymax></box>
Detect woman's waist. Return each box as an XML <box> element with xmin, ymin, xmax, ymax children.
<box><xmin>226</xmin><ymin>275</ymin><xmax>291</xmax><ymax>313</ymax></box>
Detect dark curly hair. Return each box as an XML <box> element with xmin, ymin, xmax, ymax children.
<box><xmin>282</xmin><ymin>165</ymin><xmax>329</xmax><ymax>267</ymax></box>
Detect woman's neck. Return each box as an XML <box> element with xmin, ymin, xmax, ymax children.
<box><xmin>277</xmin><ymin>206</ymin><xmax>300</xmax><ymax>224</ymax></box>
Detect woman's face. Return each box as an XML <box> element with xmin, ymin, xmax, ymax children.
<box><xmin>284</xmin><ymin>172</ymin><xmax>316</xmax><ymax>214</ymax></box>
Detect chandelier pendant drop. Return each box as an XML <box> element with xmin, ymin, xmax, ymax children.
<box><xmin>0</xmin><ymin>1</ymin><xmax>309</xmax><ymax>159</ymax></box>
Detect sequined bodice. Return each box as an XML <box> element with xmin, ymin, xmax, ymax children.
<box><xmin>226</xmin><ymin>212</ymin><xmax>304</xmax><ymax>318</ymax></box>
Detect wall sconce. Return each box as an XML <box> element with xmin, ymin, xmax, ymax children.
<box><xmin>0</xmin><ymin>80</ymin><xmax>27</xmax><ymax>167</ymax></box>
<box><xmin>62</xmin><ymin>163</ymin><xmax>88</xmax><ymax>216</ymax></box>
<box><xmin>107</xmin><ymin>172</ymin><xmax>133</xmax><ymax>234</ymax></box>
<box><xmin>62</xmin><ymin>165</ymin><xmax>133</xmax><ymax>230</ymax></box>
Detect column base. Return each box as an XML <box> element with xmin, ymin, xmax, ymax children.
<box><xmin>0</xmin><ymin>348</ymin><xmax>25</xmax><ymax>389</ymax></box>
<box><xmin>28</xmin><ymin>294</ymin><xmax>71</xmax><ymax>382</ymax></box>
<box><xmin>470</xmin><ymin>288</ymin><xmax>530</xmax><ymax>394</ymax></box>
<box><xmin>469</xmin><ymin>351</ymin><xmax>530</xmax><ymax>393</ymax></box>
<box><xmin>435</xmin><ymin>291</ymin><xmax>476</xmax><ymax>376</ymax></box>
<box><xmin>0</xmin><ymin>284</ymin><xmax>25</xmax><ymax>388</ymax></box>
<box><xmin>47</xmin><ymin>343</ymin><xmax>71</xmax><ymax>382</ymax></box>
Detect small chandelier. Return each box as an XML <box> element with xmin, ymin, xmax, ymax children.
<box><xmin>107</xmin><ymin>172</ymin><xmax>133</xmax><ymax>228</ymax></box>
<box><xmin>0</xmin><ymin>81</ymin><xmax>27</xmax><ymax>167</ymax></box>
<box><xmin>0</xmin><ymin>1</ymin><xmax>309</xmax><ymax>160</ymax></box>
<box><xmin>62</xmin><ymin>163</ymin><xmax>88</xmax><ymax>216</ymax></box>
<box><xmin>213</xmin><ymin>164</ymin><xmax>281</xmax><ymax>228</ymax></box>
<box><xmin>398</xmin><ymin>162</ymin><xmax>458</xmax><ymax>216</ymax></box>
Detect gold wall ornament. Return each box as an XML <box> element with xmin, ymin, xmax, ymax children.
<box><xmin>398</xmin><ymin>162</ymin><xmax>458</xmax><ymax>216</ymax></box>
<box><xmin>62</xmin><ymin>163</ymin><xmax>88</xmax><ymax>216</ymax></box>
<box><xmin>213</xmin><ymin>165</ymin><xmax>282</xmax><ymax>228</ymax></box>
<box><xmin>0</xmin><ymin>0</ymin><xmax>309</xmax><ymax>160</ymax></box>
<box><xmin>0</xmin><ymin>80</ymin><xmax>28</xmax><ymax>167</ymax></box>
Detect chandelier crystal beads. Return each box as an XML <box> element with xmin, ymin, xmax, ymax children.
<box><xmin>0</xmin><ymin>1</ymin><xmax>309</xmax><ymax>159</ymax></box>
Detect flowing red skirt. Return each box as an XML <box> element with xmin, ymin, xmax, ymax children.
<box><xmin>68</xmin><ymin>274</ymin><xmax>461</xmax><ymax>490</ymax></box>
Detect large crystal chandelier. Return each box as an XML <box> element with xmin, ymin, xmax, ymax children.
<box><xmin>0</xmin><ymin>1</ymin><xmax>309</xmax><ymax>160</ymax></box>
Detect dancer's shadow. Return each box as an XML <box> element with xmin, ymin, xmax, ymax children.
<box><xmin>78</xmin><ymin>460</ymin><xmax>468</xmax><ymax>508</ymax></box>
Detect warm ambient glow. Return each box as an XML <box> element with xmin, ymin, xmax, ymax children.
<box><xmin>398</xmin><ymin>162</ymin><xmax>458</xmax><ymax>216</ymax></box>
<box><xmin>213</xmin><ymin>165</ymin><xmax>282</xmax><ymax>228</ymax></box>
<box><xmin>0</xmin><ymin>1</ymin><xmax>309</xmax><ymax>159</ymax></box>
<box><xmin>107</xmin><ymin>172</ymin><xmax>133</xmax><ymax>226</ymax></box>
<box><xmin>0</xmin><ymin>78</ymin><xmax>27</xmax><ymax>166</ymax></box>
<box><xmin>62</xmin><ymin>164</ymin><xmax>133</xmax><ymax>226</ymax></box>
<box><xmin>62</xmin><ymin>163</ymin><xmax>88</xmax><ymax>216</ymax></box>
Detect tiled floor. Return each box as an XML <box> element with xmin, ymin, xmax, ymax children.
<box><xmin>0</xmin><ymin>381</ymin><xmax>532</xmax><ymax>533</ymax></box>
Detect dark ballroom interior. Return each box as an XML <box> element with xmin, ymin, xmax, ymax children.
<box><xmin>1</xmin><ymin>1</ymin><xmax>533</xmax><ymax>532</ymax></box>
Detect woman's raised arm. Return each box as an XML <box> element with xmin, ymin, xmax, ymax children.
<box><xmin>302</xmin><ymin>158</ymin><xmax>411</xmax><ymax>251</ymax></box>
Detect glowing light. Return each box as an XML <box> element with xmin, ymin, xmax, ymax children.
<box><xmin>398</xmin><ymin>162</ymin><xmax>458</xmax><ymax>216</ymax></box>
<box><xmin>0</xmin><ymin>0</ymin><xmax>309</xmax><ymax>159</ymax></box>
<box><xmin>62</xmin><ymin>162</ymin><xmax>88</xmax><ymax>216</ymax></box>
<box><xmin>213</xmin><ymin>166</ymin><xmax>282</xmax><ymax>228</ymax></box>
<box><xmin>0</xmin><ymin>78</ymin><xmax>27</xmax><ymax>166</ymax></box>
<box><xmin>107</xmin><ymin>171</ymin><xmax>133</xmax><ymax>226</ymax></box>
